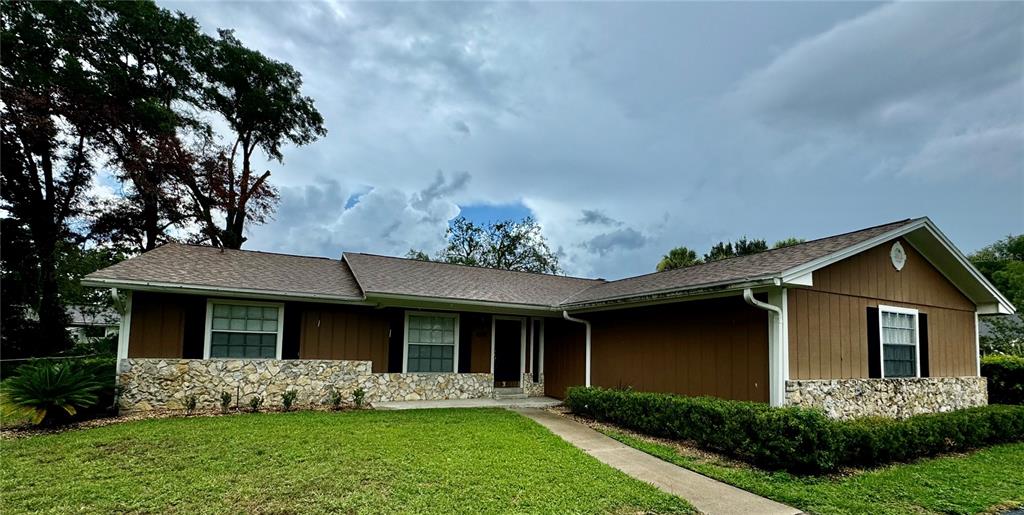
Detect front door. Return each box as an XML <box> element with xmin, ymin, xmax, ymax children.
<box><xmin>493</xmin><ymin>318</ymin><xmax>522</xmax><ymax>387</ymax></box>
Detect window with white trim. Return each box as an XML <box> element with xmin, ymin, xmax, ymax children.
<box><xmin>207</xmin><ymin>301</ymin><xmax>283</xmax><ymax>359</ymax></box>
<box><xmin>879</xmin><ymin>306</ymin><xmax>919</xmax><ymax>378</ymax></box>
<box><xmin>405</xmin><ymin>312</ymin><xmax>458</xmax><ymax>373</ymax></box>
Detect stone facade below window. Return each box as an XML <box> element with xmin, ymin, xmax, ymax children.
<box><xmin>118</xmin><ymin>359</ymin><xmax>494</xmax><ymax>412</ymax></box>
<box><xmin>785</xmin><ymin>377</ymin><xmax>987</xmax><ymax>419</ymax></box>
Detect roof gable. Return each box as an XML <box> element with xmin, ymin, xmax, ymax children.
<box><xmin>84</xmin><ymin>243</ymin><xmax>365</xmax><ymax>301</ymax></box>
<box><xmin>561</xmin><ymin>219</ymin><xmax>919</xmax><ymax>307</ymax></box>
<box><xmin>343</xmin><ymin>252</ymin><xmax>603</xmax><ymax>307</ymax></box>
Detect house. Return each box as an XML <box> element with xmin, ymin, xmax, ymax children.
<box><xmin>66</xmin><ymin>305</ymin><xmax>120</xmax><ymax>345</ymax></box>
<box><xmin>82</xmin><ymin>217</ymin><xmax>1015</xmax><ymax>418</ymax></box>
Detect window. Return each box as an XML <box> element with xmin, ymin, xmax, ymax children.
<box><xmin>205</xmin><ymin>301</ymin><xmax>283</xmax><ymax>359</ymax></box>
<box><xmin>404</xmin><ymin>312</ymin><xmax>458</xmax><ymax>373</ymax></box>
<box><xmin>879</xmin><ymin>305</ymin><xmax>919</xmax><ymax>378</ymax></box>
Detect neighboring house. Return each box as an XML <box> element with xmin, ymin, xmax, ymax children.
<box><xmin>66</xmin><ymin>305</ymin><xmax>120</xmax><ymax>344</ymax></box>
<box><xmin>82</xmin><ymin>217</ymin><xmax>1015</xmax><ymax>418</ymax></box>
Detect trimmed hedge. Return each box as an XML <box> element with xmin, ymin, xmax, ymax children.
<box><xmin>565</xmin><ymin>386</ymin><xmax>1024</xmax><ymax>474</ymax></box>
<box><xmin>982</xmin><ymin>354</ymin><xmax>1024</xmax><ymax>405</ymax></box>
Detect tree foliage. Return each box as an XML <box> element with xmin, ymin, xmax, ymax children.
<box><xmin>704</xmin><ymin>236</ymin><xmax>769</xmax><ymax>261</ymax></box>
<box><xmin>1</xmin><ymin>0</ymin><xmax>106</xmax><ymax>353</ymax></box>
<box><xmin>970</xmin><ymin>235</ymin><xmax>1024</xmax><ymax>356</ymax></box>
<box><xmin>656</xmin><ymin>247</ymin><xmax>702</xmax><ymax>272</ymax></box>
<box><xmin>413</xmin><ymin>217</ymin><xmax>561</xmax><ymax>274</ymax></box>
<box><xmin>185</xmin><ymin>29</ymin><xmax>326</xmax><ymax>248</ymax></box>
<box><xmin>773</xmin><ymin>237</ymin><xmax>805</xmax><ymax>249</ymax></box>
<box><xmin>657</xmin><ymin>235</ymin><xmax>799</xmax><ymax>271</ymax></box>
<box><xmin>1</xmin><ymin>1</ymin><xmax>324</xmax><ymax>358</ymax></box>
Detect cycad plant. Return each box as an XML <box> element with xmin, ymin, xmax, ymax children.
<box><xmin>0</xmin><ymin>361</ymin><xmax>103</xmax><ymax>425</ymax></box>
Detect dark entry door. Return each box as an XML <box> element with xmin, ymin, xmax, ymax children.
<box><xmin>493</xmin><ymin>318</ymin><xmax>522</xmax><ymax>387</ymax></box>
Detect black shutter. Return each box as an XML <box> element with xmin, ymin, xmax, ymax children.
<box><xmin>867</xmin><ymin>307</ymin><xmax>881</xmax><ymax>378</ymax></box>
<box><xmin>918</xmin><ymin>313</ymin><xmax>929</xmax><ymax>377</ymax></box>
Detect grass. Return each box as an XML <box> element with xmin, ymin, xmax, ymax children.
<box><xmin>0</xmin><ymin>409</ymin><xmax>693</xmax><ymax>514</ymax></box>
<box><xmin>602</xmin><ymin>428</ymin><xmax>1024</xmax><ymax>515</ymax></box>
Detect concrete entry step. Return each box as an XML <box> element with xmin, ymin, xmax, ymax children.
<box><xmin>493</xmin><ymin>387</ymin><xmax>526</xmax><ymax>399</ymax></box>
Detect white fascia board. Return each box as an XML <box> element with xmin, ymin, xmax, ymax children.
<box><xmin>778</xmin><ymin>218</ymin><xmax>1016</xmax><ymax>314</ymax></box>
<box><xmin>914</xmin><ymin>222</ymin><xmax>1016</xmax><ymax>314</ymax></box>
<box><xmin>366</xmin><ymin>292</ymin><xmax>558</xmax><ymax>316</ymax></box>
<box><xmin>781</xmin><ymin>272</ymin><xmax>813</xmax><ymax>287</ymax></box>
<box><xmin>81</xmin><ymin>277</ymin><xmax>371</xmax><ymax>305</ymax></box>
<box><xmin>561</xmin><ymin>278</ymin><xmax>776</xmax><ymax>312</ymax></box>
<box><xmin>779</xmin><ymin>218</ymin><xmax>929</xmax><ymax>282</ymax></box>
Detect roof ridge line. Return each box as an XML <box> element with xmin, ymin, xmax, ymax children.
<box><xmin>588</xmin><ymin>217</ymin><xmax>918</xmax><ymax>289</ymax></box>
<box><xmin>169</xmin><ymin>242</ymin><xmax>341</xmax><ymax>262</ymax></box>
<box><xmin>343</xmin><ymin>251</ymin><xmax>603</xmax><ymax>282</ymax></box>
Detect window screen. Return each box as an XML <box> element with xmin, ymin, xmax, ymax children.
<box><xmin>406</xmin><ymin>314</ymin><xmax>456</xmax><ymax>372</ymax></box>
<box><xmin>880</xmin><ymin>309</ymin><xmax>917</xmax><ymax>378</ymax></box>
<box><xmin>209</xmin><ymin>303</ymin><xmax>280</xmax><ymax>358</ymax></box>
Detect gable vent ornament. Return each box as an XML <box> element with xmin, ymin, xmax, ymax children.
<box><xmin>890</xmin><ymin>241</ymin><xmax>906</xmax><ymax>271</ymax></box>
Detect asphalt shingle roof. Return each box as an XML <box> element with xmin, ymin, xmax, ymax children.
<box><xmin>561</xmin><ymin>218</ymin><xmax>918</xmax><ymax>306</ymax></box>
<box><xmin>84</xmin><ymin>219</ymin><xmax>921</xmax><ymax>309</ymax></box>
<box><xmin>85</xmin><ymin>243</ymin><xmax>364</xmax><ymax>300</ymax></box>
<box><xmin>343</xmin><ymin>252</ymin><xmax>603</xmax><ymax>306</ymax></box>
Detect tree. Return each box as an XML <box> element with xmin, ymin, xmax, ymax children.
<box><xmin>420</xmin><ymin>217</ymin><xmax>561</xmax><ymax>274</ymax></box>
<box><xmin>704</xmin><ymin>241</ymin><xmax>735</xmax><ymax>262</ymax></box>
<box><xmin>87</xmin><ymin>1</ymin><xmax>207</xmax><ymax>251</ymax></box>
<box><xmin>704</xmin><ymin>236</ymin><xmax>768</xmax><ymax>261</ymax></box>
<box><xmin>1</xmin><ymin>0</ymin><xmax>106</xmax><ymax>353</ymax></box>
<box><xmin>186</xmin><ymin>29</ymin><xmax>326</xmax><ymax>249</ymax></box>
<box><xmin>656</xmin><ymin>247</ymin><xmax>702</xmax><ymax>272</ymax></box>
<box><xmin>970</xmin><ymin>234</ymin><xmax>1024</xmax><ymax>310</ymax></box>
<box><xmin>970</xmin><ymin>235</ymin><xmax>1024</xmax><ymax>355</ymax></box>
<box><xmin>773</xmin><ymin>237</ymin><xmax>805</xmax><ymax>249</ymax></box>
<box><xmin>405</xmin><ymin>249</ymin><xmax>431</xmax><ymax>261</ymax></box>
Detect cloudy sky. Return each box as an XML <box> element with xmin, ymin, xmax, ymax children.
<box><xmin>162</xmin><ymin>1</ymin><xmax>1023</xmax><ymax>279</ymax></box>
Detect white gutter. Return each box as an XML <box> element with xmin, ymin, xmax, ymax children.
<box><xmin>563</xmin><ymin>311</ymin><xmax>592</xmax><ymax>387</ymax></box>
<box><xmin>743</xmin><ymin>288</ymin><xmax>787</xmax><ymax>407</ymax></box>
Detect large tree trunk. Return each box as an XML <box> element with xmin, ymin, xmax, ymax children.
<box><xmin>34</xmin><ymin>234</ymin><xmax>69</xmax><ymax>355</ymax></box>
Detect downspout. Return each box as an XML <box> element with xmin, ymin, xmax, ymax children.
<box><xmin>563</xmin><ymin>311</ymin><xmax>592</xmax><ymax>387</ymax></box>
<box><xmin>743</xmin><ymin>288</ymin><xmax>780</xmax><ymax>316</ymax></box>
<box><xmin>743</xmin><ymin>288</ymin><xmax>785</xmax><ymax>407</ymax></box>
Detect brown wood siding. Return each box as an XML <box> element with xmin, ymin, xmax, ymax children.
<box><xmin>298</xmin><ymin>305</ymin><xmax>390</xmax><ymax>372</ymax></box>
<box><xmin>587</xmin><ymin>297</ymin><xmax>769</xmax><ymax>402</ymax></box>
<box><xmin>128</xmin><ymin>292</ymin><xmax>187</xmax><ymax>358</ymax></box>
<box><xmin>543</xmin><ymin>318</ymin><xmax>586</xmax><ymax>399</ymax></box>
<box><xmin>788</xmin><ymin>238</ymin><xmax>977</xmax><ymax>379</ymax></box>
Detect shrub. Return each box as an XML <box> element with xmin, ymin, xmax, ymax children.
<box><xmin>220</xmin><ymin>392</ymin><xmax>232</xmax><ymax>414</ymax></box>
<box><xmin>247</xmin><ymin>395</ymin><xmax>263</xmax><ymax>413</ymax></box>
<box><xmin>329</xmin><ymin>389</ymin><xmax>343</xmax><ymax>411</ymax></box>
<box><xmin>184</xmin><ymin>394</ymin><xmax>198</xmax><ymax>415</ymax></box>
<box><xmin>566</xmin><ymin>386</ymin><xmax>1024</xmax><ymax>474</ymax></box>
<box><xmin>982</xmin><ymin>354</ymin><xmax>1024</xmax><ymax>405</ymax></box>
<box><xmin>0</xmin><ymin>361</ymin><xmax>104</xmax><ymax>425</ymax></box>
<box><xmin>282</xmin><ymin>390</ymin><xmax>298</xmax><ymax>411</ymax></box>
<box><xmin>352</xmin><ymin>387</ymin><xmax>366</xmax><ymax>409</ymax></box>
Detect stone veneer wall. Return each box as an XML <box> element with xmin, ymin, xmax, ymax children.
<box><xmin>118</xmin><ymin>359</ymin><xmax>493</xmax><ymax>412</ymax></box>
<box><xmin>785</xmin><ymin>377</ymin><xmax>987</xmax><ymax>419</ymax></box>
<box><xmin>521</xmin><ymin>373</ymin><xmax>545</xmax><ymax>397</ymax></box>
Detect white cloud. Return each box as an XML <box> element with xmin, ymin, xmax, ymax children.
<box><xmin>165</xmin><ymin>1</ymin><xmax>1023</xmax><ymax>277</ymax></box>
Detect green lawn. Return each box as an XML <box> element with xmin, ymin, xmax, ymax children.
<box><xmin>602</xmin><ymin>429</ymin><xmax>1024</xmax><ymax>515</ymax></box>
<box><xmin>0</xmin><ymin>409</ymin><xmax>692</xmax><ymax>514</ymax></box>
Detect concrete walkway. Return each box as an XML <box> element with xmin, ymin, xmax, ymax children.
<box><xmin>514</xmin><ymin>408</ymin><xmax>800</xmax><ymax>515</ymax></box>
<box><xmin>374</xmin><ymin>396</ymin><xmax>562</xmax><ymax>410</ymax></box>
